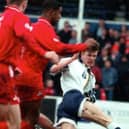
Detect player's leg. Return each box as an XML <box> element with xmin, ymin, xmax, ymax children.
<box><xmin>0</xmin><ymin>105</ymin><xmax>9</xmax><ymax>129</ymax></box>
<box><xmin>38</xmin><ymin>113</ymin><xmax>56</xmax><ymax>129</ymax></box>
<box><xmin>56</xmin><ymin>90</ymin><xmax>81</xmax><ymax>129</ymax></box>
<box><xmin>0</xmin><ymin>64</ymin><xmax>21</xmax><ymax>129</ymax></box>
<box><xmin>20</xmin><ymin>100</ymin><xmax>40</xmax><ymax>129</ymax></box>
<box><xmin>7</xmin><ymin>104</ymin><xmax>21</xmax><ymax>129</ymax></box>
<box><xmin>80</xmin><ymin>101</ymin><xmax>121</xmax><ymax>129</ymax></box>
<box><xmin>20</xmin><ymin>100</ymin><xmax>56</xmax><ymax>129</ymax></box>
<box><xmin>80</xmin><ymin>101</ymin><xmax>111</xmax><ymax>126</ymax></box>
<box><xmin>0</xmin><ymin>104</ymin><xmax>21</xmax><ymax>129</ymax></box>
<box><xmin>16</xmin><ymin>71</ymin><xmax>56</xmax><ymax>129</ymax></box>
<box><xmin>0</xmin><ymin>104</ymin><xmax>8</xmax><ymax>121</ymax></box>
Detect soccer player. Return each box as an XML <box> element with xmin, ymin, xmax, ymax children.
<box><xmin>50</xmin><ymin>38</ymin><xmax>122</xmax><ymax>129</ymax></box>
<box><xmin>14</xmin><ymin>0</ymin><xmax>97</xmax><ymax>129</ymax></box>
<box><xmin>15</xmin><ymin>43</ymin><xmax>59</xmax><ymax>129</ymax></box>
<box><xmin>31</xmin><ymin>0</ymin><xmax>91</xmax><ymax>55</ymax></box>
<box><xmin>0</xmin><ymin>0</ymin><xmax>59</xmax><ymax>129</ymax></box>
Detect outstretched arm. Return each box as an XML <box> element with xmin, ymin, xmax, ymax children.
<box><xmin>50</xmin><ymin>54</ymin><xmax>78</xmax><ymax>73</ymax></box>
<box><xmin>44</xmin><ymin>51</ymin><xmax>59</xmax><ymax>64</ymax></box>
<box><xmin>32</xmin><ymin>22</ymin><xmax>88</xmax><ymax>55</ymax></box>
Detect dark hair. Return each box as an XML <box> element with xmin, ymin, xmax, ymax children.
<box><xmin>42</xmin><ymin>0</ymin><xmax>61</xmax><ymax>12</ymax></box>
<box><xmin>8</xmin><ymin>0</ymin><xmax>27</xmax><ymax>5</ymax></box>
<box><xmin>86</xmin><ymin>40</ymin><xmax>100</xmax><ymax>52</ymax></box>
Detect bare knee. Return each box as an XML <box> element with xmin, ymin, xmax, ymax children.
<box><xmin>81</xmin><ymin>101</ymin><xmax>112</xmax><ymax>127</ymax></box>
<box><xmin>0</xmin><ymin>104</ymin><xmax>9</xmax><ymax>120</ymax></box>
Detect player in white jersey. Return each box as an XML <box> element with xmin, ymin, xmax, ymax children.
<box><xmin>50</xmin><ymin>38</ymin><xmax>121</xmax><ymax>129</ymax></box>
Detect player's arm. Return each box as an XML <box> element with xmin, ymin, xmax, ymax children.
<box><xmin>38</xmin><ymin>113</ymin><xmax>56</xmax><ymax>129</ymax></box>
<box><xmin>50</xmin><ymin>54</ymin><xmax>78</xmax><ymax>73</ymax></box>
<box><xmin>44</xmin><ymin>51</ymin><xmax>59</xmax><ymax>64</ymax></box>
<box><xmin>14</xmin><ymin>16</ymin><xmax>59</xmax><ymax>63</ymax></box>
<box><xmin>32</xmin><ymin>23</ymin><xmax>88</xmax><ymax>55</ymax></box>
<box><xmin>14</xmin><ymin>14</ymin><xmax>47</xmax><ymax>57</ymax></box>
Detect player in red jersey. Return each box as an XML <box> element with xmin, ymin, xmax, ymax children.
<box><xmin>31</xmin><ymin>0</ymin><xmax>91</xmax><ymax>55</ymax></box>
<box><xmin>15</xmin><ymin>44</ymin><xmax>58</xmax><ymax>129</ymax></box>
<box><xmin>0</xmin><ymin>0</ymin><xmax>59</xmax><ymax>129</ymax></box>
<box><xmin>14</xmin><ymin>0</ymin><xmax>97</xmax><ymax>129</ymax></box>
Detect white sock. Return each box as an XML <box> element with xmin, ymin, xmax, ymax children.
<box><xmin>107</xmin><ymin>122</ymin><xmax>120</xmax><ymax>129</ymax></box>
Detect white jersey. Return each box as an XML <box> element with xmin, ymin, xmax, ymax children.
<box><xmin>61</xmin><ymin>59</ymin><xmax>96</xmax><ymax>95</ymax></box>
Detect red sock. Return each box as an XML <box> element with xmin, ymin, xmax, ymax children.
<box><xmin>0</xmin><ymin>122</ymin><xmax>8</xmax><ymax>129</ymax></box>
<box><xmin>21</xmin><ymin>120</ymin><xmax>33</xmax><ymax>129</ymax></box>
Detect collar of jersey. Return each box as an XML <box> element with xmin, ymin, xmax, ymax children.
<box><xmin>78</xmin><ymin>58</ymin><xmax>85</xmax><ymax>67</ymax></box>
<box><xmin>38</xmin><ymin>18</ymin><xmax>52</xmax><ymax>27</ymax></box>
<box><xmin>6</xmin><ymin>5</ymin><xmax>21</xmax><ymax>13</ymax></box>
<box><xmin>78</xmin><ymin>58</ymin><xmax>91</xmax><ymax>71</ymax></box>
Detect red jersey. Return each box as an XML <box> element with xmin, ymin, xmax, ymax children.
<box><xmin>32</xmin><ymin>18</ymin><xmax>87</xmax><ymax>55</ymax></box>
<box><xmin>15</xmin><ymin>45</ymin><xmax>48</xmax><ymax>101</ymax></box>
<box><xmin>15</xmin><ymin>38</ymin><xmax>48</xmax><ymax>87</ymax></box>
<box><xmin>0</xmin><ymin>6</ymin><xmax>46</xmax><ymax>66</ymax></box>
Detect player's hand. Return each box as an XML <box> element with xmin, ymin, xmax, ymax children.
<box><xmin>71</xmin><ymin>53</ymin><xmax>79</xmax><ymax>60</ymax></box>
<box><xmin>44</xmin><ymin>51</ymin><xmax>59</xmax><ymax>64</ymax></box>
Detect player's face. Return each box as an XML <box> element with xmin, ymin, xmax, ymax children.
<box><xmin>81</xmin><ymin>51</ymin><xmax>98</xmax><ymax>67</ymax></box>
<box><xmin>50</xmin><ymin>7</ymin><xmax>62</xmax><ymax>25</ymax></box>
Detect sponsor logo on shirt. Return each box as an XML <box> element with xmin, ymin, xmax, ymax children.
<box><xmin>0</xmin><ymin>16</ymin><xmax>4</xmax><ymax>27</ymax></box>
<box><xmin>13</xmin><ymin>95</ymin><xmax>20</xmax><ymax>102</ymax></box>
<box><xmin>24</xmin><ymin>23</ymin><xmax>33</xmax><ymax>31</ymax></box>
<box><xmin>82</xmin><ymin>71</ymin><xmax>86</xmax><ymax>79</ymax></box>
<box><xmin>53</xmin><ymin>38</ymin><xmax>59</xmax><ymax>42</ymax></box>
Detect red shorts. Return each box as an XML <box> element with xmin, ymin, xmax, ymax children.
<box><xmin>15</xmin><ymin>63</ymin><xmax>44</xmax><ymax>102</ymax></box>
<box><xmin>16</xmin><ymin>86</ymin><xmax>44</xmax><ymax>102</ymax></box>
<box><xmin>0</xmin><ymin>63</ymin><xmax>19</xmax><ymax>104</ymax></box>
